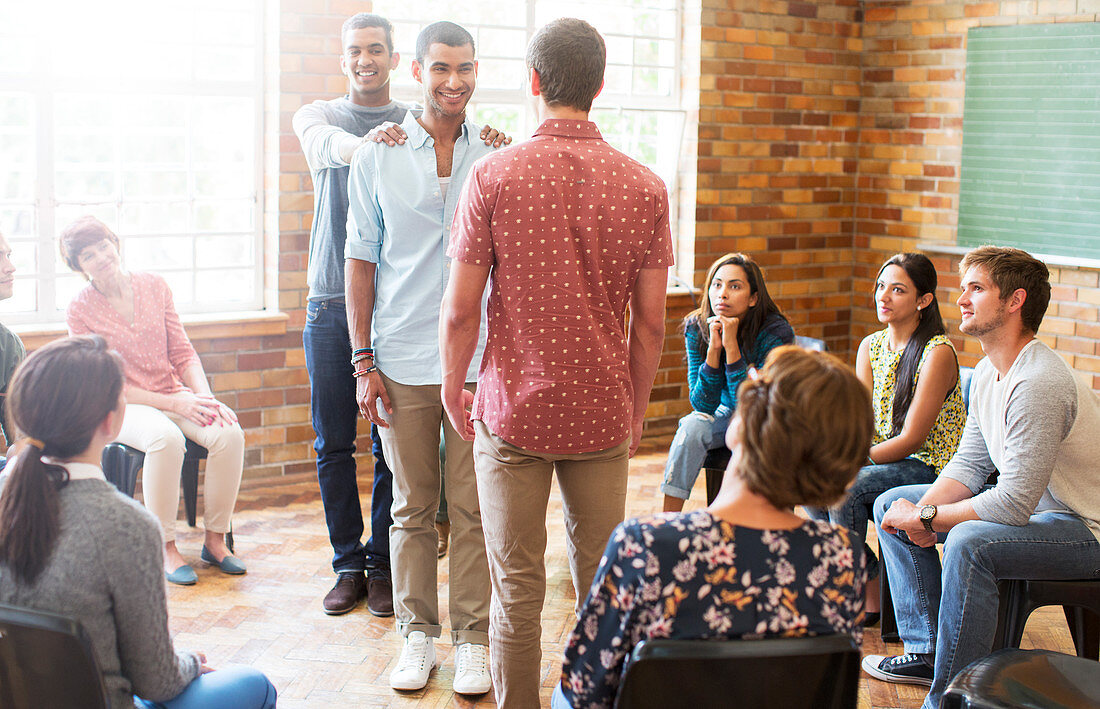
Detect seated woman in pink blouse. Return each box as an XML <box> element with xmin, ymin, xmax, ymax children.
<box><xmin>61</xmin><ymin>216</ymin><xmax>246</xmax><ymax>586</ymax></box>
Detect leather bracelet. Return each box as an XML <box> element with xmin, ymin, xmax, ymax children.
<box><xmin>352</xmin><ymin>365</ymin><xmax>378</xmax><ymax>378</ymax></box>
<box><xmin>351</xmin><ymin>353</ymin><xmax>374</xmax><ymax>365</ymax></box>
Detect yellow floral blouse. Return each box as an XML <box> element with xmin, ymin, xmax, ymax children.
<box><xmin>869</xmin><ymin>330</ymin><xmax>966</xmax><ymax>473</ymax></box>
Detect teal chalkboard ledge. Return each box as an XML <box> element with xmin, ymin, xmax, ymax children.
<box><xmin>918</xmin><ymin>242</ymin><xmax>1100</xmax><ymax>271</ymax></box>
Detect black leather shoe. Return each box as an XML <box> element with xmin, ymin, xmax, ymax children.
<box><xmin>323</xmin><ymin>572</ymin><xmax>367</xmax><ymax>615</ymax></box>
<box><xmin>367</xmin><ymin>574</ymin><xmax>394</xmax><ymax>617</ymax></box>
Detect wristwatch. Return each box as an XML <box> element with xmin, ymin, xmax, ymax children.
<box><xmin>919</xmin><ymin>504</ymin><xmax>938</xmax><ymax>533</ymax></box>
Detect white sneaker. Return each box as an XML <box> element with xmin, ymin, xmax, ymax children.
<box><xmin>452</xmin><ymin>642</ymin><xmax>491</xmax><ymax>695</ymax></box>
<box><xmin>390</xmin><ymin>631</ymin><xmax>438</xmax><ymax>691</ymax></box>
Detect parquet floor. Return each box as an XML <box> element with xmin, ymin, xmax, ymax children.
<box><xmin>163</xmin><ymin>444</ymin><xmax>1079</xmax><ymax>708</ymax></box>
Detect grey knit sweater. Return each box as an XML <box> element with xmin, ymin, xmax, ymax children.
<box><xmin>0</xmin><ymin>478</ymin><xmax>201</xmax><ymax>708</ymax></box>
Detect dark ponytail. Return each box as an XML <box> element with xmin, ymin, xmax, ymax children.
<box><xmin>880</xmin><ymin>254</ymin><xmax>947</xmax><ymax>437</ymax></box>
<box><xmin>0</xmin><ymin>335</ymin><xmax>124</xmax><ymax>584</ymax></box>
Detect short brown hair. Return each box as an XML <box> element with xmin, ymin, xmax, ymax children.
<box><xmin>731</xmin><ymin>346</ymin><xmax>873</xmax><ymax>510</ymax></box>
<box><xmin>58</xmin><ymin>216</ymin><xmax>120</xmax><ymax>276</ymax></box>
<box><xmin>526</xmin><ymin>18</ymin><xmax>605</xmax><ymax>112</ymax></box>
<box><xmin>959</xmin><ymin>245</ymin><xmax>1050</xmax><ymax>333</ymax></box>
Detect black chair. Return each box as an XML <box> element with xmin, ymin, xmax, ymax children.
<box><xmin>0</xmin><ymin>603</ymin><xmax>109</xmax><ymax>709</ymax></box>
<box><xmin>941</xmin><ymin>648</ymin><xmax>1100</xmax><ymax>709</ymax></box>
<box><xmin>101</xmin><ymin>440</ymin><xmax>232</xmax><ymax>550</ymax></box>
<box><xmin>615</xmin><ymin>635</ymin><xmax>860</xmax><ymax>709</ymax></box>
<box><xmin>992</xmin><ymin>579</ymin><xmax>1100</xmax><ymax>660</ymax></box>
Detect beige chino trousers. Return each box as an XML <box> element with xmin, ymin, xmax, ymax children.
<box><xmin>473</xmin><ymin>421</ymin><xmax>629</xmax><ymax>709</ymax></box>
<box><xmin>115</xmin><ymin>403</ymin><xmax>244</xmax><ymax>543</ymax></box>
<box><xmin>376</xmin><ymin>372</ymin><xmax>490</xmax><ymax>645</ymax></box>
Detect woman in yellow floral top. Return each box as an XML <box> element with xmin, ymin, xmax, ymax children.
<box><xmin>553</xmin><ymin>347</ymin><xmax>873</xmax><ymax>709</ymax></box>
<box><xmin>808</xmin><ymin>253</ymin><xmax>965</xmax><ymax>625</ymax></box>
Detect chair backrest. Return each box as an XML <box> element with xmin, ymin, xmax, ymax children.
<box><xmin>794</xmin><ymin>335</ymin><xmax>827</xmax><ymax>352</ymax></box>
<box><xmin>959</xmin><ymin>365</ymin><xmax>976</xmax><ymax>410</ymax></box>
<box><xmin>615</xmin><ymin>635</ymin><xmax>860</xmax><ymax>709</ymax></box>
<box><xmin>0</xmin><ymin>602</ymin><xmax>109</xmax><ymax>709</ymax></box>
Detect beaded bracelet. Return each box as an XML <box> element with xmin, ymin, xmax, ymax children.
<box><xmin>352</xmin><ymin>347</ymin><xmax>374</xmax><ymax>356</ymax></box>
<box><xmin>351</xmin><ymin>352</ymin><xmax>374</xmax><ymax>365</ymax></box>
<box><xmin>352</xmin><ymin>365</ymin><xmax>378</xmax><ymax>378</ymax></box>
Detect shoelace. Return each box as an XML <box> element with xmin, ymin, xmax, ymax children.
<box><xmin>455</xmin><ymin>644</ymin><xmax>488</xmax><ymax>675</ymax></box>
<box><xmin>397</xmin><ymin>638</ymin><xmax>430</xmax><ymax>672</ymax></box>
<box><xmin>887</xmin><ymin>653</ymin><xmax>924</xmax><ymax>668</ymax></box>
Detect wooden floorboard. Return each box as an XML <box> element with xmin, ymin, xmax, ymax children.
<box><xmin>165</xmin><ymin>447</ymin><xmax>1080</xmax><ymax>708</ymax></box>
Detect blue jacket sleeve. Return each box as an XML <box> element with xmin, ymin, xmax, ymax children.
<box><xmin>721</xmin><ymin>317</ymin><xmax>795</xmax><ymax>412</ymax></box>
<box><xmin>685</xmin><ymin>324</ymin><xmax>725</xmax><ymax>414</ymax></box>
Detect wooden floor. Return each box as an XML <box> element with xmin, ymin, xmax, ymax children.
<box><xmin>164</xmin><ymin>446</ymin><xmax>1079</xmax><ymax>708</ymax></box>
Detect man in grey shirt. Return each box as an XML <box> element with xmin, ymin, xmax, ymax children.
<box><xmin>862</xmin><ymin>246</ymin><xmax>1100</xmax><ymax>709</ymax></box>
<box><xmin>294</xmin><ymin>12</ymin><xmax>407</xmax><ymax>619</ymax></box>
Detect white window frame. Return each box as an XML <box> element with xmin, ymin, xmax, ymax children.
<box><xmin>0</xmin><ymin>1</ymin><xmax>265</xmax><ymax>326</ymax></box>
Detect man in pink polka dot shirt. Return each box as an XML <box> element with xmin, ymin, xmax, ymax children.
<box><xmin>440</xmin><ymin>18</ymin><xmax>672</xmax><ymax>708</ymax></box>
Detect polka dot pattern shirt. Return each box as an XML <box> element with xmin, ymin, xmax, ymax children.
<box><xmin>448</xmin><ymin>119</ymin><xmax>673</xmax><ymax>454</ymax></box>
<box><xmin>66</xmin><ymin>272</ymin><xmax>201</xmax><ymax>394</ymax></box>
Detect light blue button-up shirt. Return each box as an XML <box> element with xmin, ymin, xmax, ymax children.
<box><xmin>345</xmin><ymin>111</ymin><xmax>492</xmax><ymax>385</ymax></box>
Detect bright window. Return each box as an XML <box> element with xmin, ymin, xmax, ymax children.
<box><xmin>0</xmin><ymin>0</ymin><xmax>264</xmax><ymax>325</ymax></box>
<box><xmin>371</xmin><ymin>0</ymin><xmax>688</xmax><ymax>230</ymax></box>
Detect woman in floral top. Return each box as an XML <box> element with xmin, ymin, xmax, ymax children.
<box><xmin>553</xmin><ymin>346</ymin><xmax>873</xmax><ymax>709</ymax></box>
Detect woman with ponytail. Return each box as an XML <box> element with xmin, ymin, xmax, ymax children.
<box><xmin>0</xmin><ymin>336</ymin><xmax>275</xmax><ymax>709</ymax></box>
<box><xmin>806</xmin><ymin>253</ymin><xmax>965</xmax><ymax>624</ymax></box>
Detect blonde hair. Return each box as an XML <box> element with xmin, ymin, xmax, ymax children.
<box><xmin>731</xmin><ymin>346</ymin><xmax>873</xmax><ymax>509</ymax></box>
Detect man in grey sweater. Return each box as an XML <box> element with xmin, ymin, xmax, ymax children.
<box><xmin>862</xmin><ymin>246</ymin><xmax>1100</xmax><ymax>709</ymax></box>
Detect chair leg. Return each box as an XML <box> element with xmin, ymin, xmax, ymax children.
<box><xmin>1063</xmin><ymin>606</ymin><xmax>1100</xmax><ymax>660</ymax></box>
<box><xmin>879</xmin><ymin>563</ymin><xmax>899</xmax><ymax>642</ymax></box>
<box><xmin>991</xmin><ymin>580</ymin><xmax>1020</xmax><ymax>651</ymax></box>
<box><xmin>705</xmin><ymin>468</ymin><xmax>721</xmax><ymax>505</ymax></box>
<box><xmin>181</xmin><ymin>461</ymin><xmax>199</xmax><ymax>528</ymax></box>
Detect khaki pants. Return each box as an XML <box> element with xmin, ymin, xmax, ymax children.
<box><xmin>376</xmin><ymin>373</ymin><xmax>489</xmax><ymax>644</ymax></box>
<box><xmin>473</xmin><ymin>421</ymin><xmax>629</xmax><ymax>709</ymax></box>
<box><xmin>115</xmin><ymin>403</ymin><xmax>244</xmax><ymax>542</ymax></box>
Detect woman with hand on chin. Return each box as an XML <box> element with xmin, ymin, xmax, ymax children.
<box><xmin>61</xmin><ymin>216</ymin><xmax>246</xmax><ymax>586</ymax></box>
<box><xmin>0</xmin><ymin>336</ymin><xmax>275</xmax><ymax>708</ymax></box>
<box><xmin>805</xmin><ymin>252</ymin><xmax>964</xmax><ymax>625</ymax></box>
<box><xmin>660</xmin><ymin>252</ymin><xmax>794</xmax><ymax>512</ymax></box>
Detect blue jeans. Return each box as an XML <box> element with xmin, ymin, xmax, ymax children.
<box><xmin>135</xmin><ymin>666</ymin><xmax>275</xmax><ymax>709</ymax></box>
<box><xmin>660</xmin><ymin>407</ymin><xmax>732</xmax><ymax>499</ymax></box>
<box><xmin>875</xmin><ymin>484</ymin><xmax>1100</xmax><ymax>709</ymax></box>
<box><xmin>303</xmin><ymin>298</ymin><xmax>393</xmax><ymax>576</ymax></box>
<box><xmin>551</xmin><ymin>682</ymin><xmax>571</xmax><ymax>709</ymax></box>
<box><xmin>805</xmin><ymin>458</ymin><xmax>936</xmax><ymax>579</ymax></box>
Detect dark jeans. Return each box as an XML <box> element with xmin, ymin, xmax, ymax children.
<box><xmin>303</xmin><ymin>298</ymin><xmax>392</xmax><ymax>577</ymax></box>
<box><xmin>804</xmin><ymin>457</ymin><xmax>937</xmax><ymax>579</ymax></box>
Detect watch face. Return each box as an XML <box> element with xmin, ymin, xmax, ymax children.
<box><xmin>919</xmin><ymin>506</ymin><xmax>934</xmax><ymax>519</ymax></box>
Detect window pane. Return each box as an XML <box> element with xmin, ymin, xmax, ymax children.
<box><xmin>120</xmin><ymin>203</ymin><xmax>190</xmax><ymax>234</ymax></box>
<box><xmin>471</xmin><ymin>104</ymin><xmax>521</xmax><ymax>136</ymax></box>
<box><xmin>195</xmin><ymin>234</ymin><xmax>253</xmax><ymax>268</ymax></box>
<box><xmin>194</xmin><ymin>201</ymin><xmax>252</xmax><ymax>232</ymax></box>
<box><xmin>56</xmin><ymin>132</ymin><xmax>115</xmax><ymax>165</ymax></box>
<box><xmin>122</xmin><ymin>170</ymin><xmax>187</xmax><ymax>199</ymax></box>
<box><xmin>0</xmin><ymin>278</ymin><xmax>36</xmax><ymax>314</ymax></box>
<box><xmin>0</xmin><ymin>208</ymin><xmax>34</xmax><ymax>239</ymax></box>
<box><xmin>56</xmin><ymin>204</ymin><xmax>117</xmax><ymax>232</ymax></box>
<box><xmin>160</xmin><ymin>271</ymin><xmax>194</xmax><ymax>306</ymax></box>
<box><xmin>55</xmin><ymin>170</ymin><xmax>116</xmax><ymax>201</ymax></box>
<box><xmin>7</xmin><ymin>239</ymin><xmax>37</xmax><ymax>274</ymax></box>
<box><xmin>126</xmin><ymin>236</ymin><xmax>194</xmax><ymax>271</ymax></box>
<box><xmin>194</xmin><ymin>268</ymin><xmax>253</xmax><ymax>304</ymax></box>
<box><xmin>195</xmin><ymin>47</ymin><xmax>255</xmax><ymax>82</ymax></box>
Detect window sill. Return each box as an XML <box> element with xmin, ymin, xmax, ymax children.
<box><xmin>919</xmin><ymin>242</ymin><xmax>1100</xmax><ymax>271</ymax></box>
<box><xmin>13</xmin><ymin>310</ymin><xmax>289</xmax><ymax>351</ymax></box>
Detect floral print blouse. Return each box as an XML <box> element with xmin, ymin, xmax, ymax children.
<box><xmin>560</xmin><ymin>510</ymin><xmax>866</xmax><ymax>709</ymax></box>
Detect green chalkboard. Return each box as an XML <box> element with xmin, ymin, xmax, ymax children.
<box><xmin>959</xmin><ymin>23</ymin><xmax>1100</xmax><ymax>259</ymax></box>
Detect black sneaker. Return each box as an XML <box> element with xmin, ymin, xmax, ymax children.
<box><xmin>861</xmin><ymin>653</ymin><xmax>934</xmax><ymax>687</ymax></box>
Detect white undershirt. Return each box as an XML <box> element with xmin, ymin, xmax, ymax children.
<box><xmin>439</xmin><ymin>175</ymin><xmax>452</xmax><ymax>200</ymax></box>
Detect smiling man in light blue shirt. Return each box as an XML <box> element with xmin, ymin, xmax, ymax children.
<box><xmin>344</xmin><ymin>20</ymin><xmax>495</xmax><ymax>697</ymax></box>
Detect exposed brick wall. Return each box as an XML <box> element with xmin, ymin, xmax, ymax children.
<box><xmin>855</xmin><ymin>0</ymin><xmax>1100</xmax><ymax>389</ymax></box>
<box><xmin>696</xmin><ymin>0</ymin><xmax>864</xmax><ymax>357</ymax></box>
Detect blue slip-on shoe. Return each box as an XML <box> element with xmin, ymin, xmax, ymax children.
<box><xmin>166</xmin><ymin>564</ymin><xmax>198</xmax><ymax>585</ymax></box>
<box><xmin>200</xmin><ymin>545</ymin><xmax>247</xmax><ymax>575</ymax></box>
